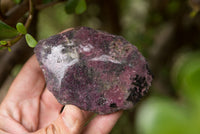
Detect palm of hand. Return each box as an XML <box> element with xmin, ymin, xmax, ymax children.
<box><xmin>0</xmin><ymin>56</ymin><xmax>121</xmax><ymax>134</ymax></box>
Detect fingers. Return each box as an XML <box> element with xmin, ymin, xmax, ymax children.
<box><xmin>3</xmin><ymin>55</ymin><xmax>45</xmax><ymax>102</ymax></box>
<box><xmin>61</xmin><ymin>105</ymin><xmax>92</xmax><ymax>133</ymax></box>
<box><xmin>33</xmin><ymin>105</ymin><xmax>92</xmax><ymax>134</ymax></box>
<box><xmin>0</xmin><ymin>55</ymin><xmax>46</xmax><ymax>132</ymax></box>
<box><xmin>0</xmin><ymin>115</ymin><xmax>28</xmax><ymax>133</ymax></box>
<box><xmin>82</xmin><ymin>111</ymin><xmax>122</xmax><ymax>134</ymax></box>
<box><xmin>0</xmin><ymin>129</ymin><xmax>9</xmax><ymax>134</ymax></box>
<box><xmin>34</xmin><ymin>106</ymin><xmax>122</xmax><ymax>134</ymax></box>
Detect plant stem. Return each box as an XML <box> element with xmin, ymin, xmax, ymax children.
<box><xmin>25</xmin><ymin>0</ymin><xmax>33</xmax><ymax>29</ymax></box>
<box><xmin>0</xmin><ymin>0</ymin><xmax>34</xmax><ymax>48</ymax></box>
<box><xmin>0</xmin><ymin>0</ymin><xmax>65</xmax><ymax>48</ymax></box>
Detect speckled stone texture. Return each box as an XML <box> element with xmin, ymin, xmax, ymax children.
<box><xmin>34</xmin><ymin>27</ymin><xmax>153</xmax><ymax>114</ymax></box>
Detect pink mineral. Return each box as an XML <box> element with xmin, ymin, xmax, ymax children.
<box><xmin>34</xmin><ymin>27</ymin><xmax>153</xmax><ymax>114</ymax></box>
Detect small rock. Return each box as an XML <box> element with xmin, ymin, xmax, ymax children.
<box><xmin>34</xmin><ymin>27</ymin><xmax>153</xmax><ymax>114</ymax></box>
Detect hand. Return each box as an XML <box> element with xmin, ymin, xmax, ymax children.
<box><xmin>0</xmin><ymin>55</ymin><xmax>122</xmax><ymax>134</ymax></box>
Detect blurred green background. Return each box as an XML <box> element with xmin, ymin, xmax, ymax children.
<box><xmin>0</xmin><ymin>0</ymin><xmax>200</xmax><ymax>133</ymax></box>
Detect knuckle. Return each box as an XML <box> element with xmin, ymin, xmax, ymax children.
<box><xmin>45</xmin><ymin>124</ymin><xmax>58</xmax><ymax>134</ymax></box>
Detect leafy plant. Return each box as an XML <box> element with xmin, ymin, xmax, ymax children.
<box><xmin>0</xmin><ymin>0</ymin><xmax>88</xmax><ymax>51</ymax></box>
<box><xmin>16</xmin><ymin>23</ymin><xmax>27</xmax><ymax>34</ymax></box>
<box><xmin>65</xmin><ymin>0</ymin><xmax>87</xmax><ymax>14</ymax></box>
<box><xmin>75</xmin><ymin>0</ymin><xmax>87</xmax><ymax>14</ymax></box>
<box><xmin>0</xmin><ymin>21</ymin><xmax>18</xmax><ymax>40</ymax></box>
<box><xmin>0</xmin><ymin>22</ymin><xmax>38</xmax><ymax>51</ymax></box>
<box><xmin>136</xmin><ymin>97</ymin><xmax>188</xmax><ymax>134</ymax></box>
<box><xmin>25</xmin><ymin>34</ymin><xmax>38</xmax><ymax>48</ymax></box>
<box><xmin>136</xmin><ymin>51</ymin><xmax>200</xmax><ymax>134</ymax></box>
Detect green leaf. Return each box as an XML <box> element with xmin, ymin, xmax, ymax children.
<box><xmin>65</xmin><ymin>0</ymin><xmax>79</xmax><ymax>14</ymax></box>
<box><xmin>75</xmin><ymin>0</ymin><xmax>87</xmax><ymax>14</ymax></box>
<box><xmin>0</xmin><ymin>40</ymin><xmax>7</xmax><ymax>45</ymax></box>
<box><xmin>7</xmin><ymin>47</ymin><xmax>11</xmax><ymax>52</ymax></box>
<box><xmin>0</xmin><ymin>20</ymin><xmax>18</xmax><ymax>40</ymax></box>
<box><xmin>16</xmin><ymin>23</ymin><xmax>27</xmax><ymax>34</ymax></box>
<box><xmin>25</xmin><ymin>34</ymin><xmax>38</xmax><ymax>48</ymax></box>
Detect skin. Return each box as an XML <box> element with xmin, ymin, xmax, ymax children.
<box><xmin>0</xmin><ymin>55</ymin><xmax>122</xmax><ymax>134</ymax></box>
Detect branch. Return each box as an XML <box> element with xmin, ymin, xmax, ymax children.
<box><xmin>0</xmin><ymin>35</ymin><xmax>33</xmax><ymax>89</ymax></box>
<box><xmin>25</xmin><ymin>0</ymin><xmax>34</xmax><ymax>28</ymax></box>
<box><xmin>0</xmin><ymin>1</ymin><xmax>5</xmax><ymax>20</ymax></box>
<box><xmin>4</xmin><ymin>0</ymin><xmax>29</xmax><ymax>26</ymax></box>
<box><xmin>0</xmin><ymin>12</ymin><xmax>4</xmax><ymax>20</ymax></box>
<box><xmin>1</xmin><ymin>0</ymin><xmax>34</xmax><ymax>48</ymax></box>
<box><xmin>0</xmin><ymin>0</ymin><xmax>65</xmax><ymax>48</ymax></box>
<box><xmin>3</xmin><ymin>0</ymin><xmax>65</xmax><ymax>26</ymax></box>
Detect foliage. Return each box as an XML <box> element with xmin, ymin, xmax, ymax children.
<box><xmin>25</xmin><ymin>34</ymin><xmax>38</xmax><ymax>48</ymax></box>
<box><xmin>136</xmin><ymin>97</ymin><xmax>188</xmax><ymax>134</ymax></box>
<box><xmin>75</xmin><ymin>0</ymin><xmax>87</xmax><ymax>14</ymax></box>
<box><xmin>0</xmin><ymin>0</ymin><xmax>88</xmax><ymax>51</ymax></box>
<box><xmin>135</xmin><ymin>52</ymin><xmax>200</xmax><ymax>134</ymax></box>
<box><xmin>171</xmin><ymin>52</ymin><xmax>200</xmax><ymax>100</ymax></box>
<box><xmin>16</xmin><ymin>22</ymin><xmax>27</xmax><ymax>34</ymax></box>
<box><xmin>0</xmin><ymin>40</ymin><xmax>7</xmax><ymax>45</ymax></box>
<box><xmin>65</xmin><ymin>0</ymin><xmax>79</xmax><ymax>14</ymax></box>
<box><xmin>0</xmin><ymin>20</ymin><xmax>18</xmax><ymax>40</ymax></box>
<box><xmin>65</xmin><ymin>0</ymin><xmax>87</xmax><ymax>14</ymax></box>
<box><xmin>0</xmin><ymin>22</ymin><xmax>37</xmax><ymax>50</ymax></box>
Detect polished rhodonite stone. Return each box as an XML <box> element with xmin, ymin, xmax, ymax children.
<box><xmin>34</xmin><ymin>27</ymin><xmax>153</xmax><ymax>114</ymax></box>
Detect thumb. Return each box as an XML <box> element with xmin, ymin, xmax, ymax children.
<box><xmin>33</xmin><ymin>105</ymin><xmax>92</xmax><ymax>134</ymax></box>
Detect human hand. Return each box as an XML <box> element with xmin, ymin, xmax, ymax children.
<box><xmin>0</xmin><ymin>55</ymin><xmax>122</xmax><ymax>134</ymax></box>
